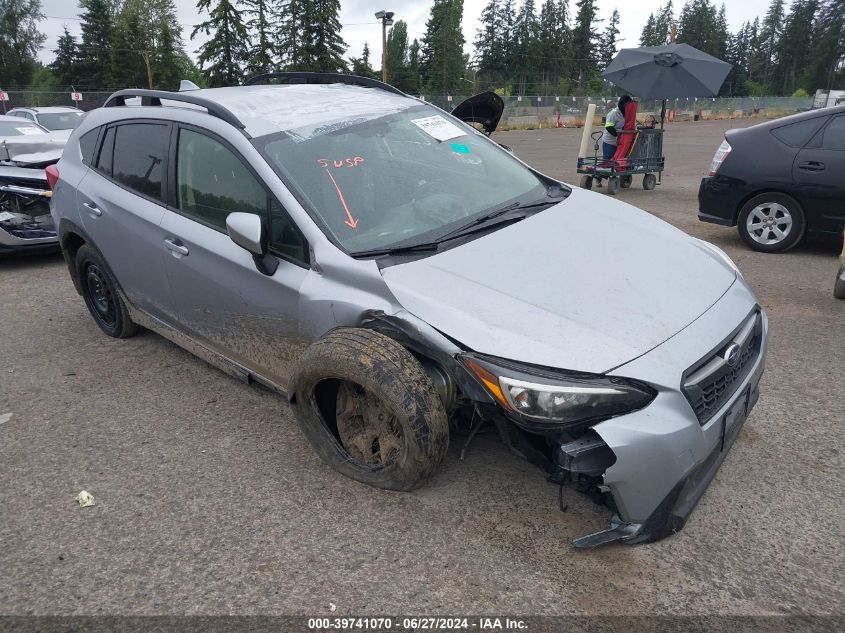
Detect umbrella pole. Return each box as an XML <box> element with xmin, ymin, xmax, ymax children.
<box><xmin>659</xmin><ymin>98</ymin><xmax>666</xmax><ymax>183</ymax></box>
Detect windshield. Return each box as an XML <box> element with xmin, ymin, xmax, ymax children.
<box><xmin>0</xmin><ymin>121</ymin><xmax>46</xmax><ymax>136</ymax></box>
<box><xmin>257</xmin><ymin>104</ymin><xmax>546</xmax><ymax>254</ymax></box>
<box><xmin>37</xmin><ymin>112</ymin><xmax>83</xmax><ymax>130</ymax></box>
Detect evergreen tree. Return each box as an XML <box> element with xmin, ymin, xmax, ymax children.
<box><xmin>640</xmin><ymin>13</ymin><xmax>658</xmax><ymax>46</ymax></box>
<box><xmin>192</xmin><ymin>0</ymin><xmax>249</xmax><ymax>86</ymax></box>
<box><xmin>421</xmin><ymin>0</ymin><xmax>467</xmax><ymax>95</ymax></box>
<box><xmin>538</xmin><ymin>0</ymin><xmax>569</xmax><ymax>93</ymax></box>
<box><xmin>0</xmin><ymin>0</ymin><xmax>46</xmax><ymax>87</ymax></box>
<box><xmin>110</xmin><ymin>0</ymin><xmax>186</xmax><ymax>90</ymax></box>
<box><xmin>349</xmin><ymin>41</ymin><xmax>375</xmax><ymax>79</ymax></box>
<box><xmin>802</xmin><ymin>0</ymin><xmax>844</xmax><ymax>91</ymax></box>
<box><xmin>304</xmin><ymin>0</ymin><xmax>347</xmax><ymax>72</ymax></box>
<box><xmin>243</xmin><ymin>0</ymin><xmax>279</xmax><ymax>76</ymax></box>
<box><xmin>386</xmin><ymin>21</ymin><xmax>415</xmax><ymax>92</ymax></box>
<box><xmin>77</xmin><ymin>0</ymin><xmax>115</xmax><ymax>89</ymax></box>
<box><xmin>474</xmin><ymin>0</ymin><xmax>503</xmax><ymax>79</ymax></box>
<box><xmin>497</xmin><ymin>0</ymin><xmax>517</xmax><ymax>86</ymax></box>
<box><xmin>50</xmin><ymin>26</ymin><xmax>78</xmax><ymax>88</ymax></box>
<box><xmin>570</xmin><ymin>0</ymin><xmax>600</xmax><ymax>91</ymax></box>
<box><xmin>772</xmin><ymin>0</ymin><xmax>819</xmax><ymax>93</ymax></box>
<box><xmin>278</xmin><ymin>0</ymin><xmax>306</xmax><ymax>68</ymax></box>
<box><xmin>677</xmin><ymin>0</ymin><xmax>726</xmax><ymax>58</ymax></box>
<box><xmin>599</xmin><ymin>8</ymin><xmax>620</xmax><ymax>68</ymax></box>
<box><xmin>657</xmin><ymin>1</ymin><xmax>676</xmax><ymax>44</ymax></box>
<box><xmin>749</xmin><ymin>0</ymin><xmax>785</xmax><ymax>89</ymax></box>
<box><xmin>407</xmin><ymin>38</ymin><xmax>422</xmax><ymax>93</ymax></box>
<box><xmin>513</xmin><ymin>0</ymin><xmax>540</xmax><ymax>94</ymax></box>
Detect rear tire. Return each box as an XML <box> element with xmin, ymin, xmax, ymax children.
<box><xmin>835</xmin><ymin>266</ymin><xmax>845</xmax><ymax>300</ymax></box>
<box><xmin>289</xmin><ymin>328</ymin><xmax>449</xmax><ymax>491</ymax></box>
<box><xmin>579</xmin><ymin>175</ymin><xmax>593</xmax><ymax>190</ymax></box>
<box><xmin>737</xmin><ymin>193</ymin><xmax>805</xmax><ymax>253</ymax></box>
<box><xmin>643</xmin><ymin>173</ymin><xmax>657</xmax><ymax>190</ymax></box>
<box><xmin>75</xmin><ymin>244</ymin><xmax>138</xmax><ymax>338</ymax></box>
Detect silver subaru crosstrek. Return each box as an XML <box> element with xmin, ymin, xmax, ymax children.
<box><xmin>50</xmin><ymin>74</ymin><xmax>767</xmax><ymax>547</ymax></box>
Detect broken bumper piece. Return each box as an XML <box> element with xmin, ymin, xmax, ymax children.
<box><xmin>563</xmin><ymin>306</ymin><xmax>768</xmax><ymax>548</ymax></box>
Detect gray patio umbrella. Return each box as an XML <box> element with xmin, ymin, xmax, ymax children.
<box><xmin>602</xmin><ymin>43</ymin><xmax>732</xmax><ymax>100</ymax></box>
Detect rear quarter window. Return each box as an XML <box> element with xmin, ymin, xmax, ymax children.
<box><xmin>111</xmin><ymin>123</ymin><xmax>170</xmax><ymax>202</ymax></box>
<box><xmin>79</xmin><ymin>128</ymin><xmax>99</xmax><ymax>166</ymax></box>
<box><xmin>770</xmin><ymin>117</ymin><xmax>826</xmax><ymax>147</ymax></box>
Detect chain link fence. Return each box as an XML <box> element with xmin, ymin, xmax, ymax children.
<box><xmin>1</xmin><ymin>90</ymin><xmax>814</xmax><ymax>130</ymax></box>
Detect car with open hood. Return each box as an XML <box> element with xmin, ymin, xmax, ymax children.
<box><xmin>50</xmin><ymin>74</ymin><xmax>767</xmax><ymax>547</ymax></box>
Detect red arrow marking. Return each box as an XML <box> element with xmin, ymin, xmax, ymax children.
<box><xmin>324</xmin><ymin>168</ymin><xmax>359</xmax><ymax>229</ymax></box>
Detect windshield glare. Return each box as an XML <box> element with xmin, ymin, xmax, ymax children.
<box><xmin>258</xmin><ymin>105</ymin><xmax>545</xmax><ymax>253</ymax></box>
<box><xmin>37</xmin><ymin>112</ymin><xmax>83</xmax><ymax>130</ymax></box>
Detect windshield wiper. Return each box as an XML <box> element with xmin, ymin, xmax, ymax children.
<box><xmin>351</xmin><ymin>241</ymin><xmax>442</xmax><ymax>258</ymax></box>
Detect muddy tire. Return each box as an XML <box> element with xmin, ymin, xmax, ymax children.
<box><xmin>289</xmin><ymin>328</ymin><xmax>449</xmax><ymax>491</ymax></box>
<box><xmin>75</xmin><ymin>244</ymin><xmax>138</xmax><ymax>338</ymax></box>
<box><xmin>835</xmin><ymin>266</ymin><xmax>845</xmax><ymax>300</ymax></box>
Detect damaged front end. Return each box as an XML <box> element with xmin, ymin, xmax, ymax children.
<box><xmin>454</xmin><ymin>308</ymin><xmax>768</xmax><ymax>548</ymax></box>
<box><xmin>0</xmin><ymin>137</ymin><xmax>62</xmax><ymax>254</ymax></box>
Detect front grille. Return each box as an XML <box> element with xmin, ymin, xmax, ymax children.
<box><xmin>683</xmin><ymin>311</ymin><xmax>762</xmax><ymax>424</ymax></box>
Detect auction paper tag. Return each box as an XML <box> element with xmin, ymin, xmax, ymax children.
<box><xmin>411</xmin><ymin>115</ymin><xmax>465</xmax><ymax>142</ymax></box>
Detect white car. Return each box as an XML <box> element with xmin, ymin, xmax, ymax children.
<box><xmin>6</xmin><ymin>106</ymin><xmax>84</xmax><ymax>139</ymax></box>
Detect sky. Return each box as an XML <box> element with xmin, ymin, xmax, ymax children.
<box><xmin>38</xmin><ymin>0</ymin><xmax>773</xmax><ymax>68</ymax></box>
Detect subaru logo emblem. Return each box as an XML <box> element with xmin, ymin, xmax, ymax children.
<box><xmin>723</xmin><ymin>343</ymin><xmax>742</xmax><ymax>368</ymax></box>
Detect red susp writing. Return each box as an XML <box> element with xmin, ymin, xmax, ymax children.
<box><xmin>317</xmin><ymin>157</ymin><xmax>365</xmax><ymax>169</ymax></box>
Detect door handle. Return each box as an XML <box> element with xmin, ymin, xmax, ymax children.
<box><xmin>164</xmin><ymin>238</ymin><xmax>189</xmax><ymax>257</ymax></box>
<box><xmin>798</xmin><ymin>161</ymin><xmax>825</xmax><ymax>171</ymax></box>
<box><xmin>82</xmin><ymin>201</ymin><xmax>102</xmax><ymax>216</ymax></box>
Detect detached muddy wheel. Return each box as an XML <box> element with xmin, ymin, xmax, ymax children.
<box><xmin>289</xmin><ymin>329</ymin><xmax>449</xmax><ymax>491</ymax></box>
<box><xmin>75</xmin><ymin>244</ymin><xmax>137</xmax><ymax>338</ymax></box>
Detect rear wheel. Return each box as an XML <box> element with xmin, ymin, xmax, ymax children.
<box><xmin>75</xmin><ymin>244</ymin><xmax>137</xmax><ymax>338</ymax></box>
<box><xmin>289</xmin><ymin>329</ymin><xmax>449</xmax><ymax>491</ymax></box>
<box><xmin>737</xmin><ymin>193</ymin><xmax>805</xmax><ymax>253</ymax></box>
<box><xmin>643</xmin><ymin>173</ymin><xmax>657</xmax><ymax>190</ymax></box>
<box><xmin>579</xmin><ymin>175</ymin><xmax>593</xmax><ymax>190</ymax></box>
<box><xmin>835</xmin><ymin>266</ymin><xmax>845</xmax><ymax>300</ymax></box>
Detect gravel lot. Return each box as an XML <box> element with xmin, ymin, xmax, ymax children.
<box><xmin>1</xmin><ymin>119</ymin><xmax>843</xmax><ymax>617</ymax></box>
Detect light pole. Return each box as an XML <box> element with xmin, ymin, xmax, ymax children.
<box><xmin>374</xmin><ymin>10</ymin><xmax>394</xmax><ymax>84</ymax></box>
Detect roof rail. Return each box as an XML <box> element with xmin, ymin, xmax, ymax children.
<box><xmin>243</xmin><ymin>72</ymin><xmax>406</xmax><ymax>96</ymax></box>
<box><xmin>103</xmin><ymin>89</ymin><xmax>246</xmax><ymax>131</ymax></box>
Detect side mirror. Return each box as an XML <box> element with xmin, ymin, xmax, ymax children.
<box><xmin>226</xmin><ymin>212</ymin><xmax>278</xmax><ymax>276</ymax></box>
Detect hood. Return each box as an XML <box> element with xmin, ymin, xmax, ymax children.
<box><xmin>0</xmin><ymin>133</ymin><xmax>66</xmax><ymax>166</ymax></box>
<box><xmin>450</xmin><ymin>91</ymin><xmax>504</xmax><ymax>135</ymax></box>
<box><xmin>380</xmin><ymin>187</ymin><xmax>737</xmax><ymax>374</ymax></box>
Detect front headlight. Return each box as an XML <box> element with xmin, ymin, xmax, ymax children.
<box><xmin>463</xmin><ymin>355</ymin><xmax>655</xmax><ymax>432</ymax></box>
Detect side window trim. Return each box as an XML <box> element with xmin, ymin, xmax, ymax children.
<box><xmin>170</xmin><ymin>123</ymin><xmax>310</xmax><ymax>268</ymax></box>
<box><xmin>93</xmin><ymin>119</ymin><xmax>172</xmax><ymax>207</ymax></box>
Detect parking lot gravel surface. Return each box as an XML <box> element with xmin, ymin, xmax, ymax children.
<box><xmin>1</xmin><ymin>119</ymin><xmax>843</xmax><ymax>617</ymax></box>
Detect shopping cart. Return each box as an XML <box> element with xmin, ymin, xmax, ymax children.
<box><xmin>577</xmin><ymin>128</ymin><xmax>665</xmax><ymax>195</ymax></box>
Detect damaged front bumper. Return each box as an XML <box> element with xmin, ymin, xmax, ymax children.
<box><xmin>558</xmin><ymin>284</ymin><xmax>769</xmax><ymax>547</ymax></box>
<box><xmin>0</xmin><ymin>165</ymin><xmax>58</xmax><ymax>254</ymax></box>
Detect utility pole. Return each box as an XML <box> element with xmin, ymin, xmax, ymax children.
<box><xmin>374</xmin><ymin>10</ymin><xmax>394</xmax><ymax>84</ymax></box>
<box><xmin>142</xmin><ymin>50</ymin><xmax>154</xmax><ymax>89</ymax></box>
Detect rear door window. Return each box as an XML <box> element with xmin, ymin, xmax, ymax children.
<box><xmin>111</xmin><ymin>123</ymin><xmax>170</xmax><ymax>202</ymax></box>
<box><xmin>771</xmin><ymin>117</ymin><xmax>826</xmax><ymax>147</ymax></box>
<box><xmin>821</xmin><ymin>116</ymin><xmax>845</xmax><ymax>150</ymax></box>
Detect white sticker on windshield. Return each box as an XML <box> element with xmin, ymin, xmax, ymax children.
<box><xmin>16</xmin><ymin>127</ymin><xmax>42</xmax><ymax>135</ymax></box>
<box><xmin>411</xmin><ymin>115</ymin><xmax>465</xmax><ymax>142</ymax></box>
